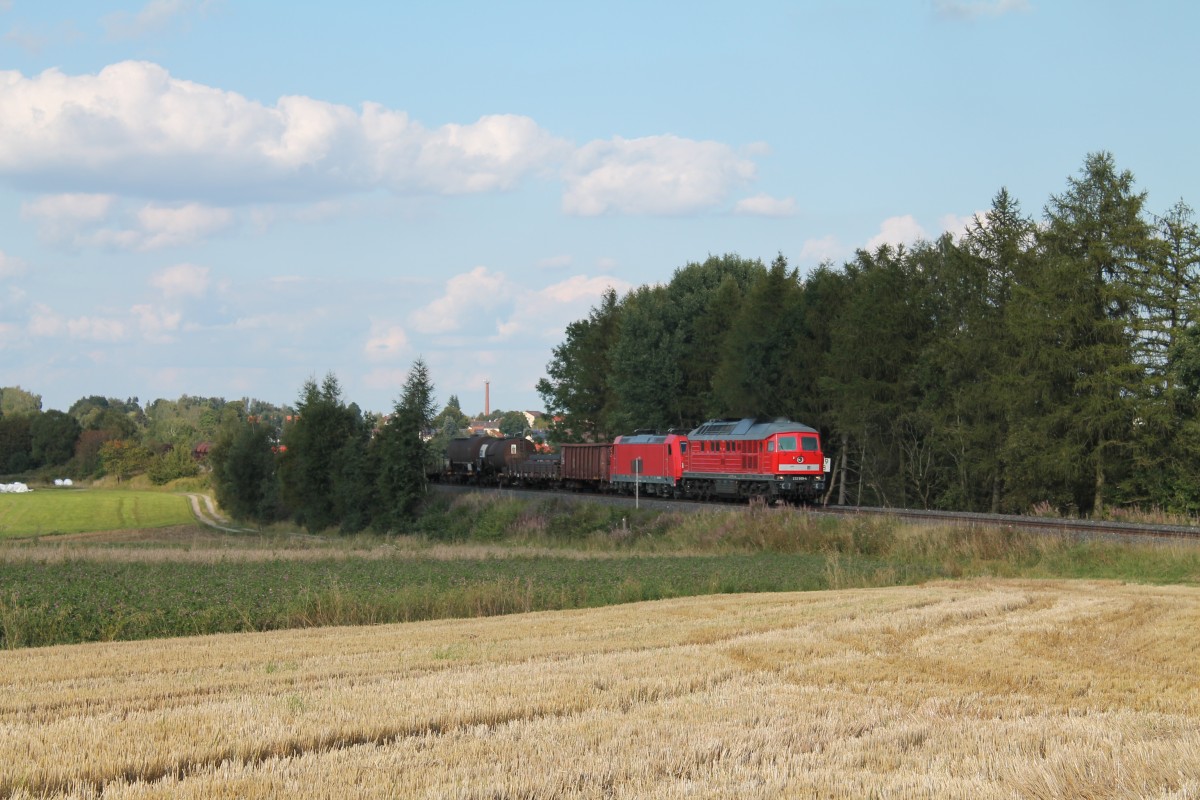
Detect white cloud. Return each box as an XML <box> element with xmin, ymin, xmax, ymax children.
<box><xmin>562</xmin><ymin>135</ymin><xmax>756</xmax><ymax>216</ymax></box>
<box><xmin>66</xmin><ymin>315</ymin><xmax>126</xmax><ymax>342</ymax></box>
<box><xmin>363</xmin><ymin>322</ymin><xmax>409</xmax><ymax>361</ymax></box>
<box><xmin>151</xmin><ymin>263</ymin><xmax>210</xmax><ymax>298</ymax></box>
<box><xmin>0</xmin><ymin>62</ymin><xmax>570</xmax><ymax>204</ymax></box>
<box><xmin>410</xmin><ymin>266</ymin><xmax>511</xmax><ymax>334</ymax></box>
<box><xmin>22</xmin><ymin>194</ymin><xmax>232</xmax><ymax>250</ymax></box>
<box><xmin>497</xmin><ymin>275</ymin><xmax>633</xmax><ymax>341</ymax></box>
<box><xmin>934</xmin><ymin>0</ymin><xmax>1031</xmax><ymax>19</ymax></box>
<box><xmin>22</xmin><ymin>193</ymin><xmax>116</xmax><ymax>224</ymax></box>
<box><xmin>134</xmin><ymin>203</ymin><xmax>234</xmax><ymax>249</ymax></box>
<box><xmin>103</xmin><ymin>0</ymin><xmax>211</xmax><ymax>40</ymax></box>
<box><xmin>798</xmin><ymin>235</ymin><xmax>845</xmax><ymax>264</ymax></box>
<box><xmin>0</xmin><ymin>249</ymin><xmax>25</xmax><ymax>278</ymax></box>
<box><xmin>20</xmin><ymin>192</ymin><xmax>106</xmax><ymax>244</ymax></box>
<box><xmin>865</xmin><ymin>215</ymin><xmax>928</xmax><ymax>251</ymax></box>
<box><xmin>0</xmin><ymin>62</ymin><xmax>773</xmax><ymax>222</ymax></box>
<box><xmin>734</xmin><ymin>193</ymin><xmax>797</xmax><ymax>217</ymax></box>
<box><xmin>940</xmin><ymin>211</ymin><xmax>989</xmax><ymax>240</ymax></box>
<box><xmin>131</xmin><ymin>303</ymin><xmax>182</xmax><ymax>342</ymax></box>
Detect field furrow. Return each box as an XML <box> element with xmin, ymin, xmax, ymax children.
<box><xmin>3</xmin><ymin>580</ymin><xmax>1199</xmax><ymax>798</ymax></box>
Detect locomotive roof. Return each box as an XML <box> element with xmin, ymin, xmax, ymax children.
<box><xmin>615</xmin><ymin>431</ymin><xmax>686</xmax><ymax>445</ymax></box>
<box><xmin>687</xmin><ymin>417</ymin><xmax>817</xmax><ymax>440</ymax></box>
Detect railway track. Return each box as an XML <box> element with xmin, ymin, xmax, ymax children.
<box><xmin>434</xmin><ymin>483</ymin><xmax>1200</xmax><ymax>542</ymax></box>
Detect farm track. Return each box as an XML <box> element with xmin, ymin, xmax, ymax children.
<box><xmin>184</xmin><ymin>493</ymin><xmax>249</xmax><ymax>533</ymax></box>
<box><xmin>434</xmin><ymin>483</ymin><xmax>1200</xmax><ymax>542</ymax></box>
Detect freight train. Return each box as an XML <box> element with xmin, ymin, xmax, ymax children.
<box><xmin>438</xmin><ymin>417</ymin><xmax>829</xmax><ymax>504</ymax></box>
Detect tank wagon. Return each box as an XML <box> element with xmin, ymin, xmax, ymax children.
<box><xmin>444</xmin><ymin>434</ymin><xmax>537</xmax><ymax>483</ymax></box>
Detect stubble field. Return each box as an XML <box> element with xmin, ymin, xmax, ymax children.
<box><xmin>4</xmin><ymin>579</ymin><xmax>1199</xmax><ymax>799</ymax></box>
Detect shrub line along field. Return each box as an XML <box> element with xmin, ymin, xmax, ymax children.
<box><xmin>3</xmin><ymin>490</ymin><xmax>1200</xmax><ymax>649</ymax></box>
<box><xmin>3</xmin><ymin>581</ymin><xmax>1199</xmax><ymax>798</ymax></box>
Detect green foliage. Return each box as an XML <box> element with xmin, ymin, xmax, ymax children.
<box><xmin>278</xmin><ymin>374</ymin><xmax>364</xmax><ymax>532</ymax></box>
<box><xmin>98</xmin><ymin>439</ymin><xmax>154</xmax><ymax>481</ymax></box>
<box><xmin>30</xmin><ymin>410</ymin><xmax>80</xmax><ymax>469</ymax></box>
<box><xmin>374</xmin><ymin>359</ymin><xmax>436</xmax><ymax>530</ymax></box>
<box><xmin>146</xmin><ymin>445</ymin><xmax>201</xmax><ymax>485</ymax></box>
<box><xmin>537</xmin><ymin>287</ymin><xmax>623</xmax><ymax>441</ymax></box>
<box><xmin>0</xmin><ymin>415</ymin><xmax>33</xmax><ymax>474</ymax></box>
<box><xmin>0</xmin><ymin>386</ymin><xmax>41</xmax><ymax>417</ymax></box>
<box><xmin>210</xmin><ymin>421</ymin><xmax>282</xmax><ymax>523</ymax></box>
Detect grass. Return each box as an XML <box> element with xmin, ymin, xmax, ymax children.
<box><xmin>0</xmin><ymin>489</ymin><xmax>195</xmax><ymax>539</ymax></box>
<box><xmin>2</xmin><ymin>581</ymin><xmax>1199</xmax><ymax>798</ymax></box>
<box><xmin>1</xmin><ymin>489</ymin><xmax>1198</xmax><ymax>649</ymax></box>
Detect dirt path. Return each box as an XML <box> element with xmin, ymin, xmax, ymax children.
<box><xmin>185</xmin><ymin>493</ymin><xmax>251</xmax><ymax>533</ymax></box>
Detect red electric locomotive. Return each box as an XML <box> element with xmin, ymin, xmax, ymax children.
<box><xmin>683</xmin><ymin>418</ymin><xmax>827</xmax><ymax>503</ymax></box>
<box><xmin>610</xmin><ymin>431</ymin><xmax>688</xmax><ymax>497</ymax></box>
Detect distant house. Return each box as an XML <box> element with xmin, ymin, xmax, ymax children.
<box><xmin>192</xmin><ymin>442</ymin><xmax>213</xmax><ymax>461</ymax></box>
<box><xmin>467</xmin><ymin>420</ymin><xmax>502</xmax><ymax>437</ymax></box>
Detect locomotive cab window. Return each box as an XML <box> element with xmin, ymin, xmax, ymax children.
<box><xmin>767</xmin><ymin>440</ymin><xmax>775</xmax><ymax>452</ymax></box>
<box><xmin>802</xmin><ymin>436</ymin><xmax>819</xmax><ymax>452</ymax></box>
<box><xmin>778</xmin><ymin>436</ymin><xmax>798</xmax><ymax>452</ymax></box>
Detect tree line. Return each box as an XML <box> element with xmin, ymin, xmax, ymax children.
<box><xmin>0</xmin><ymin>389</ymin><xmax>257</xmax><ymax>483</ymax></box>
<box><xmin>538</xmin><ymin>152</ymin><xmax>1200</xmax><ymax>516</ymax></box>
<box><xmin>208</xmin><ymin>362</ymin><xmax>437</xmax><ymax>532</ymax></box>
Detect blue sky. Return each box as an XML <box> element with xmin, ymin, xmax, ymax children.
<box><xmin>1</xmin><ymin>1</ymin><xmax>1197</xmax><ymax>417</ymax></box>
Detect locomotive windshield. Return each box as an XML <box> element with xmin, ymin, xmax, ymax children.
<box><xmin>778</xmin><ymin>436</ymin><xmax>797</xmax><ymax>451</ymax></box>
<box><xmin>802</xmin><ymin>436</ymin><xmax>819</xmax><ymax>451</ymax></box>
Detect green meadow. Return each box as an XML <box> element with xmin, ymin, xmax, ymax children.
<box><xmin>2</xmin><ymin>489</ymin><xmax>1199</xmax><ymax>649</ymax></box>
<box><xmin>0</xmin><ymin>489</ymin><xmax>195</xmax><ymax>539</ymax></box>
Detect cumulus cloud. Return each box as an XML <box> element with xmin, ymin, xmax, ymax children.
<box><xmin>934</xmin><ymin>0</ymin><xmax>1031</xmax><ymax>19</ymax></box>
<box><xmin>22</xmin><ymin>193</ymin><xmax>116</xmax><ymax>230</ymax></box>
<box><xmin>0</xmin><ymin>249</ymin><xmax>25</xmax><ymax>278</ymax></box>
<box><xmin>131</xmin><ymin>303</ymin><xmax>182</xmax><ymax>342</ymax></box>
<box><xmin>410</xmin><ymin>266</ymin><xmax>511</xmax><ymax>334</ymax></box>
<box><xmin>0</xmin><ymin>62</ymin><xmax>572</xmax><ymax>204</ymax></box>
<box><xmin>940</xmin><ymin>210</ymin><xmax>990</xmax><ymax>240</ymax></box>
<box><xmin>133</xmin><ymin>203</ymin><xmax>234</xmax><ymax>249</ymax></box>
<box><xmin>22</xmin><ymin>193</ymin><xmax>233</xmax><ymax>251</ymax></box>
<box><xmin>408</xmin><ymin>265</ymin><xmax>631</xmax><ymax>345</ymax></box>
<box><xmin>151</xmin><ymin>263</ymin><xmax>210</xmax><ymax>298</ymax></box>
<box><xmin>734</xmin><ymin>193</ymin><xmax>797</xmax><ymax>217</ymax></box>
<box><xmin>562</xmin><ymin>135</ymin><xmax>756</xmax><ymax>216</ymax></box>
<box><xmin>0</xmin><ymin>61</ymin><xmax>775</xmax><ymax>224</ymax></box>
<box><xmin>103</xmin><ymin>0</ymin><xmax>211</xmax><ymax>40</ymax></box>
<box><xmin>798</xmin><ymin>235</ymin><xmax>845</xmax><ymax>264</ymax></box>
<box><xmin>865</xmin><ymin>215</ymin><xmax>928</xmax><ymax>251</ymax></box>
<box><xmin>498</xmin><ymin>274</ymin><xmax>633</xmax><ymax>341</ymax></box>
<box><xmin>363</xmin><ymin>322</ymin><xmax>409</xmax><ymax>361</ymax></box>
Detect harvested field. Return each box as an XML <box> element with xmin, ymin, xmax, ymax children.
<box><xmin>3</xmin><ymin>579</ymin><xmax>1199</xmax><ymax>798</ymax></box>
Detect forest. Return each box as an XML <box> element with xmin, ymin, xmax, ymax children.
<box><xmin>537</xmin><ymin>152</ymin><xmax>1200</xmax><ymax>516</ymax></box>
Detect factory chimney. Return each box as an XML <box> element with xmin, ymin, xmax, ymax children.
<box><xmin>485</xmin><ymin>380</ymin><xmax>490</xmax><ymax>417</ymax></box>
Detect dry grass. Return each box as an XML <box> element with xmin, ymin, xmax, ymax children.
<box><xmin>3</xmin><ymin>580</ymin><xmax>1199</xmax><ymax>798</ymax></box>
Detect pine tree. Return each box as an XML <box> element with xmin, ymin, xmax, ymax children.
<box><xmin>374</xmin><ymin>358</ymin><xmax>436</xmax><ymax>530</ymax></box>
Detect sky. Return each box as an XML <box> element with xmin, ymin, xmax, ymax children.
<box><xmin>1</xmin><ymin>1</ymin><xmax>1198</xmax><ymax>417</ymax></box>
